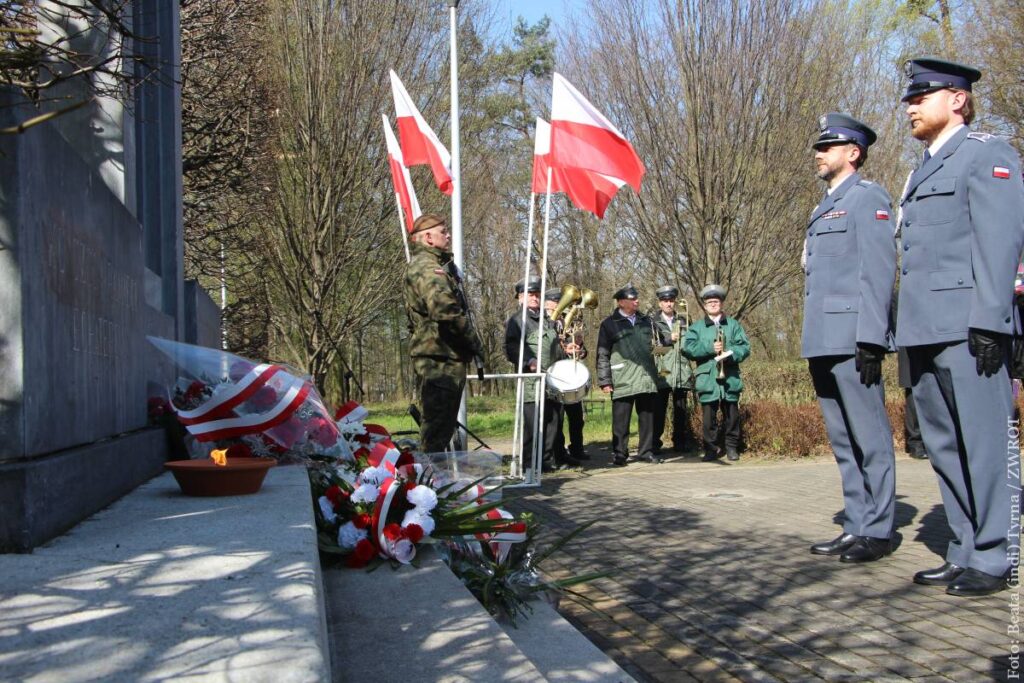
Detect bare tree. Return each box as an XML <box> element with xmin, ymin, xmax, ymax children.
<box><xmin>261</xmin><ymin>0</ymin><xmax>449</xmax><ymax>392</ymax></box>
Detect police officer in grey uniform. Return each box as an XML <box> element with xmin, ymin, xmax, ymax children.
<box><xmin>803</xmin><ymin>113</ymin><xmax>898</xmax><ymax>564</ymax></box>
<box><xmin>898</xmin><ymin>58</ymin><xmax>1024</xmax><ymax>596</ymax></box>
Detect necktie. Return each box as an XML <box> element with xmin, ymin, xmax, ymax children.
<box><xmin>923</xmin><ymin>149</ymin><xmax>931</xmax><ymax>164</ymax></box>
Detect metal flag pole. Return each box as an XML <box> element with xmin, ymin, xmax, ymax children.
<box><xmin>448</xmin><ymin>0</ymin><xmax>468</xmax><ymax>451</ymax></box>
<box><xmin>534</xmin><ymin>166</ymin><xmax>554</xmax><ymax>476</ymax></box>
<box><xmin>512</xmin><ymin>190</ymin><xmax>537</xmax><ymax>479</ymax></box>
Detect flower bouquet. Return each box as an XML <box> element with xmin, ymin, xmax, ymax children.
<box><xmin>148</xmin><ymin>337</ymin><xmax>347</xmax><ymax>460</ymax></box>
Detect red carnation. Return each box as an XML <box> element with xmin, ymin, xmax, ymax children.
<box><xmin>347</xmin><ymin>538</ymin><xmax>376</xmax><ymax>568</ymax></box>
<box><xmin>352</xmin><ymin>513</ymin><xmax>372</xmax><ymax>529</ymax></box>
<box><xmin>308</xmin><ymin>415</ymin><xmax>339</xmax><ymax>448</ymax></box>
<box><xmin>226</xmin><ymin>443</ymin><xmax>252</xmax><ymax>459</ymax></box>
<box><xmin>404</xmin><ymin>524</ymin><xmax>424</xmax><ymax>543</ymax></box>
<box><xmin>404</xmin><ymin>481</ymin><xmax>417</xmax><ymax>494</ymax></box>
<box><xmin>396</xmin><ymin>451</ymin><xmax>414</xmax><ymax>468</ymax></box>
<box><xmin>383</xmin><ymin>523</ymin><xmax>403</xmax><ymax>542</ymax></box>
<box><xmin>249</xmin><ymin>385</ymin><xmax>278</xmax><ymax>412</ymax></box>
<box><xmin>324</xmin><ymin>485</ymin><xmax>344</xmax><ymax>506</ymax></box>
<box><xmin>184</xmin><ymin>380</ymin><xmax>206</xmax><ymax>401</ymax></box>
<box><xmin>354</xmin><ymin>433</ymin><xmax>371</xmax><ymax>445</ymax></box>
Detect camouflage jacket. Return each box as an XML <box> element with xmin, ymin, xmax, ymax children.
<box><xmin>404</xmin><ymin>242</ymin><xmax>483</xmax><ymax>362</ymax></box>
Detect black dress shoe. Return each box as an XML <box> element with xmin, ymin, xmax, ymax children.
<box><xmin>946</xmin><ymin>568</ymin><xmax>1009</xmax><ymax>597</ymax></box>
<box><xmin>839</xmin><ymin>537</ymin><xmax>891</xmax><ymax>563</ymax></box>
<box><xmin>907</xmin><ymin>450</ymin><xmax>929</xmax><ymax>460</ymax></box>
<box><xmin>725</xmin><ymin>448</ymin><xmax>739</xmax><ymax>462</ymax></box>
<box><xmin>557</xmin><ymin>454</ymin><xmax>583</xmax><ymax>467</ymax></box>
<box><xmin>573</xmin><ymin>451</ymin><xmax>591</xmax><ymax>461</ymax></box>
<box><xmin>810</xmin><ymin>532</ymin><xmax>859</xmax><ymax>556</ymax></box>
<box><xmin>611</xmin><ymin>455</ymin><xmax>628</xmax><ymax>467</ymax></box>
<box><xmin>913</xmin><ymin>562</ymin><xmax>965</xmax><ymax>586</ymax></box>
<box><xmin>701</xmin><ymin>449</ymin><xmax>722</xmax><ymax>462</ymax></box>
<box><xmin>638</xmin><ymin>453</ymin><xmax>663</xmax><ymax>464</ymax></box>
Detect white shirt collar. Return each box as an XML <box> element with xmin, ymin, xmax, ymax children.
<box><xmin>618</xmin><ymin>308</ymin><xmax>636</xmax><ymax>324</ymax></box>
<box><xmin>928</xmin><ymin>123</ymin><xmax>965</xmax><ymax>158</ymax></box>
<box><xmin>709</xmin><ymin>314</ymin><xmax>723</xmax><ymax>324</ymax></box>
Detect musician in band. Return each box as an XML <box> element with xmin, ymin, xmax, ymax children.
<box><xmin>504</xmin><ymin>278</ymin><xmax>572</xmax><ymax>472</ymax></box>
<box><xmin>683</xmin><ymin>285</ymin><xmax>751</xmax><ymax>462</ymax></box>
<box><xmin>545</xmin><ymin>291</ymin><xmax>590</xmax><ymax>462</ymax></box>
<box><xmin>597</xmin><ymin>284</ymin><xmax>662</xmax><ymax>466</ymax></box>
<box><xmin>652</xmin><ymin>286</ymin><xmax>698</xmax><ymax>454</ymax></box>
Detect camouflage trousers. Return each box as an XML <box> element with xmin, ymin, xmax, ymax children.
<box><xmin>413</xmin><ymin>357</ymin><xmax>466</xmax><ymax>453</ymax></box>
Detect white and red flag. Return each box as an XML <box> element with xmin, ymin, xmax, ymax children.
<box><xmin>532</xmin><ymin>117</ymin><xmax>626</xmax><ymax>219</ymax></box>
<box><xmin>549</xmin><ymin>73</ymin><xmax>645</xmax><ymax>193</ymax></box>
<box><xmin>389</xmin><ymin>70</ymin><xmax>453</xmax><ymax>196</ymax></box>
<box><xmin>382</xmin><ymin>115</ymin><xmax>422</xmax><ymax>233</ymax></box>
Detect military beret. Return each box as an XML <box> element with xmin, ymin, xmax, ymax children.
<box><xmin>514</xmin><ymin>276</ymin><xmax>542</xmax><ymax>296</ymax></box>
<box><xmin>613</xmin><ymin>284</ymin><xmax>639</xmax><ymax>301</ymax></box>
<box><xmin>813</xmin><ymin>113</ymin><xmax>877</xmax><ymax>150</ymax></box>
<box><xmin>544</xmin><ymin>289</ymin><xmax>562</xmax><ymax>302</ymax></box>
<box><xmin>656</xmin><ymin>285</ymin><xmax>679</xmax><ymax>300</ymax></box>
<box><xmin>411</xmin><ymin>213</ymin><xmax>446</xmax><ymax>234</ymax></box>
<box><xmin>902</xmin><ymin>57</ymin><xmax>981</xmax><ymax>102</ymax></box>
<box><xmin>699</xmin><ymin>284</ymin><xmax>726</xmax><ymax>301</ymax></box>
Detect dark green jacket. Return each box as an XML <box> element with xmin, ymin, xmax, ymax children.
<box><xmin>404</xmin><ymin>242</ymin><xmax>482</xmax><ymax>362</ymax></box>
<box><xmin>683</xmin><ymin>315</ymin><xmax>751</xmax><ymax>403</ymax></box>
<box><xmin>596</xmin><ymin>309</ymin><xmax>659</xmax><ymax>399</ymax></box>
<box><xmin>653</xmin><ymin>314</ymin><xmax>694</xmax><ymax>391</ymax></box>
<box><xmin>504</xmin><ymin>309</ymin><xmax>565</xmax><ymax>398</ymax></box>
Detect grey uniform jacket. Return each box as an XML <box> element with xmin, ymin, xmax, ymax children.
<box><xmin>801</xmin><ymin>172</ymin><xmax>897</xmax><ymax>358</ymax></box>
<box><xmin>896</xmin><ymin>127</ymin><xmax>1024</xmax><ymax>346</ymax></box>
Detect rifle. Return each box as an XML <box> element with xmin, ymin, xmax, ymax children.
<box><xmin>445</xmin><ymin>260</ymin><xmax>486</xmax><ymax>381</ymax></box>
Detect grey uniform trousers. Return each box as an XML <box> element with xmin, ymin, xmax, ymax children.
<box><xmin>907</xmin><ymin>341</ymin><xmax>1019</xmax><ymax>576</ymax></box>
<box><xmin>809</xmin><ymin>355</ymin><xmax>896</xmax><ymax>539</ymax></box>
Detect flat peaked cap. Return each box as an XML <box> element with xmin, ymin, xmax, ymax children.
<box><xmin>656</xmin><ymin>286</ymin><xmax>679</xmax><ymax>300</ymax></box>
<box><xmin>699</xmin><ymin>284</ymin><xmax>727</xmax><ymax>300</ymax></box>
<box><xmin>613</xmin><ymin>284</ymin><xmax>639</xmax><ymax>300</ymax></box>
<box><xmin>514</xmin><ymin>276</ymin><xmax>542</xmax><ymax>295</ymax></box>
<box><xmin>545</xmin><ymin>289</ymin><xmax>563</xmax><ymax>302</ymax></box>
<box><xmin>411</xmin><ymin>213</ymin><xmax>446</xmax><ymax>234</ymax></box>
<box><xmin>902</xmin><ymin>57</ymin><xmax>981</xmax><ymax>102</ymax></box>
<box><xmin>813</xmin><ymin>113</ymin><xmax>877</xmax><ymax>149</ymax></box>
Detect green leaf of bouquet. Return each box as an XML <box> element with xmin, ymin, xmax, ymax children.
<box><xmin>532</xmin><ymin>519</ymin><xmax>599</xmax><ymax>566</ymax></box>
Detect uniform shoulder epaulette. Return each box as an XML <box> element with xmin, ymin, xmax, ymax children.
<box><xmin>857</xmin><ymin>179</ymin><xmax>874</xmax><ymax>186</ymax></box>
<box><xmin>967</xmin><ymin>132</ymin><xmax>994</xmax><ymax>142</ymax></box>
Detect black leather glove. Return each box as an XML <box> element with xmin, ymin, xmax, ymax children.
<box><xmin>968</xmin><ymin>328</ymin><xmax>1007</xmax><ymax>377</ymax></box>
<box><xmin>855</xmin><ymin>343</ymin><xmax>885</xmax><ymax>386</ymax></box>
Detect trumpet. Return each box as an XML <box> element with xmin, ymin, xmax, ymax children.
<box><xmin>715</xmin><ymin>325</ymin><xmax>726</xmax><ymax>380</ymax></box>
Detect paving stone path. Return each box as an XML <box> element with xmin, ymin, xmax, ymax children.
<box><xmin>511</xmin><ymin>451</ymin><xmax>1019</xmax><ymax>682</ymax></box>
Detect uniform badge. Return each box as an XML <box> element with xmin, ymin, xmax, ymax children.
<box><xmin>875</xmin><ymin>210</ymin><xmax>890</xmax><ymax>220</ymax></box>
<box><xmin>821</xmin><ymin>210</ymin><xmax>847</xmax><ymax>220</ymax></box>
<box><xmin>818</xmin><ymin>115</ymin><xmax>827</xmax><ymax>132</ymax></box>
<box><xmin>993</xmin><ymin>166</ymin><xmax>1011</xmax><ymax>179</ymax></box>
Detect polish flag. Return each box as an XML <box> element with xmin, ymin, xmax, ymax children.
<box><xmin>389</xmin><ymin>70</ymin><xmax>453</xmax><ymax>195</ymax></box>
<box><xmin>549</xmin><ymin>73</ymin><xmax>645</xmax><ymax>193</ymax></box>
<box><xmin>532</xmin><ymin>118</ymin><xmax>626</xmax><ymax>219</ymax></box>
<box><xmin>382</xmin><ymin>115</ymin><xmax>422</xmax><ymax>233</ymax></box>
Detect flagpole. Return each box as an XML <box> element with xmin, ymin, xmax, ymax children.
<box><xmin>512</xmin><ymin>191</ymin><xmax>536</xmax><ymax>479</ymax></box>
<box><xmin>396</xmin><ymin>195</ymin><xmax>411</xmax><ymax>263</ymax></box>
<box><xmin>535</xmin><ymin>166</ymin><xmax>554</xmax><ymax>476</ymax></box>
<box><xmin>448</xmin><ymin>0</ymin><xmax>468</xmax><ymax>450</ymax></box>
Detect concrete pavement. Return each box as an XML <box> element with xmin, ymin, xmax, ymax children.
<box><xmin>514</xmin><ymin>452</ymin><xmax>1019</xmax><ymax>682</ymax></box>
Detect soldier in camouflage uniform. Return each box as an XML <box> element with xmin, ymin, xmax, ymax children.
<box><xmin>404</xmin><ymin>214</ymin><xmax>484</xmax><ymax>453</ymax></box>
<box><xmin>652</xmin><ymin>286</ymin><xmax>698</xmax><ymax>454</ymax></box>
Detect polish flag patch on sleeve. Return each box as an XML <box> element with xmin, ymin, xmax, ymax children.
<box><xmin>993</xmin><ymin>166</ymin><xmax>1011</xmax><ymax>179</ymax></box>
<box><xmin>875</xmin><ymin>209</ymin><xmax>890</xmax><ymax>220</ymax></box>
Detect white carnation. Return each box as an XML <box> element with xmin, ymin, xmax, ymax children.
<box><xmin>317</xmin><ymin>496</ymin><xmax>337</xmax><ymax>524</ymax></box>
<box><xmin>359</xmin><ymin>465</ymin><xmax>391</xmax><ymax>487</ymax></box>
<box><xmin>350</xmin><ymin>483</ymin><xmax>379</xmax><ymax>504</ymax></box>
<box><xmin>401</xmin><ymin>509</ymin><xmax>435</xmax><ymax>537</ymax></box>
<box><xmin>406</xmin><ymin>485</ymin><xmax>438</xmax><ymax>511</ymax></box>
<box><xmin>337</xmin><ymin>522</ymin><xmax>367</xmax><ymax>549</ymax></box>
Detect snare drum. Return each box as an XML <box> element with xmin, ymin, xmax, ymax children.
<box><xmin>545</xmin><ymin>359</ymin><xmax>591</xmax><ymax>404</ymax></box>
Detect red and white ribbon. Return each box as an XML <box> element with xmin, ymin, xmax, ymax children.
<box><xmin>185</xmin><ymin>376</ymin><xmax>310</xmax><ymax>442</ymax></box>
<box><xmin>175</xmin><ymin>364</ymin><xmax>280</xmax><ymax>425</ymax></box>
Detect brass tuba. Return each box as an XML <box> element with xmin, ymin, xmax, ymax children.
<box><xmin>551</xmin><ymin>284</ymin><xmax>581</xmax><ymax>323</ymax></box>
